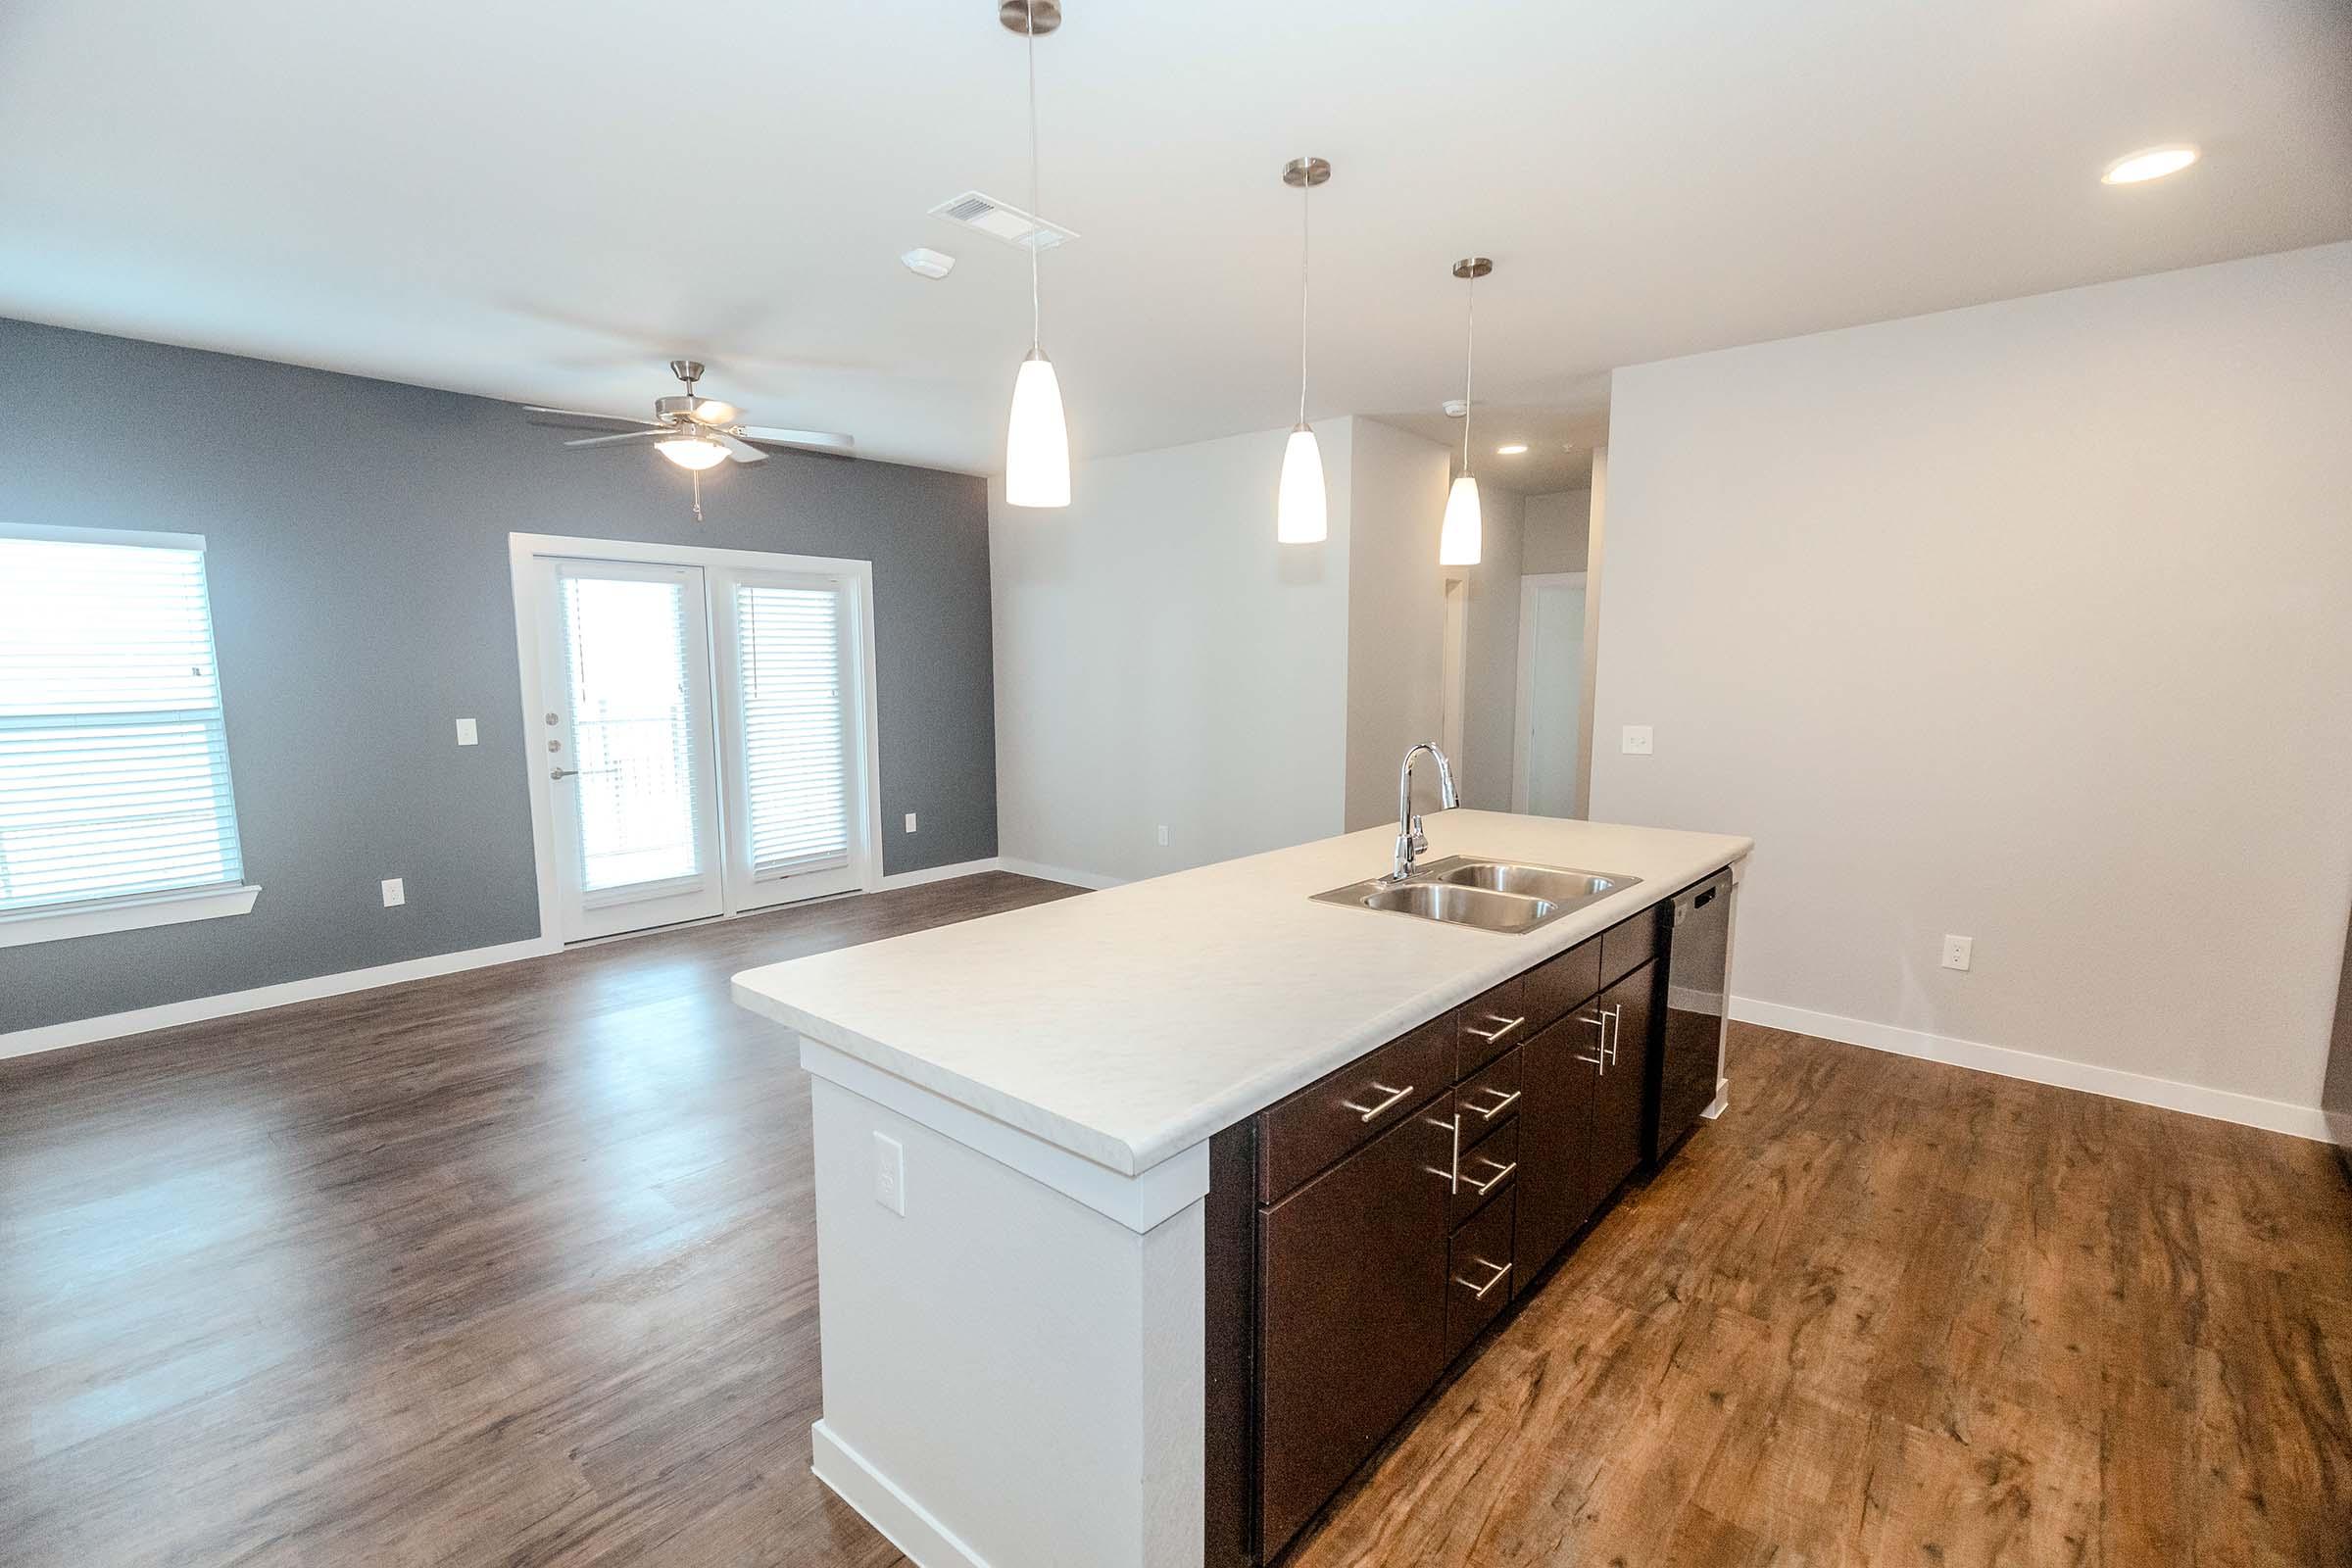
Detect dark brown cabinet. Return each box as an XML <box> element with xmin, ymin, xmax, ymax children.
<box><xmin>1214</xmin><ymin>898</ymin><xmax>1701</xmax><ymax>1566</ymax></box>
<box><xmin>1255</xmin><ymin>1102</ymin><xmax>1451</xmax><ymax>1559</ymax></box>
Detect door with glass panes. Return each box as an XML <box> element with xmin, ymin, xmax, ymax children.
<box><xmin>537</xmin><ymin>555</ymin><xmax>862</xmax><ymax>942</ymax></box>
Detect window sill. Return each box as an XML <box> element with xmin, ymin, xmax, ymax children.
<box><xmin>0</xmin><ymin>884</ymin><xmax>262</xmax><ymax>950</ymax></box>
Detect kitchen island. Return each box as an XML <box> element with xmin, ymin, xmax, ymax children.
<box><xmin>732</xmin><ymin>809</ymin><xmax>1751</xmax><ymax>1568</ymax></box>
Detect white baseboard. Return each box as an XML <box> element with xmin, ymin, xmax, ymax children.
<box><xmin>996</xmin><ymin>857</ymin><xmax>1128</xmax><ymax>891</ymax></box>
<box><xmin>876</xmin><ymin>857</ymin><xmax>1004</xmax><ymax>890</ymax></box>
<box><xmin>810</xmin><ymin>1419</ymin><xmax>993</xmax><ymax>1568</ymax></box>
<box><xmin>1</xmin><ymin>936</ymin><xmax>561</xmax><ymax>1063</ymax></box>
<box><xmin>1732</xmin><ymin>995</ymin><xmax>2330</xmax><ymax>1143</ymax></box>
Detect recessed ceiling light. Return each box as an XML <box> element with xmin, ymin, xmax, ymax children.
<box><xmin>2102</xmin><ymin>145</ymin><xmax>2199</xmax><ymax>185</ymax></box>
<box><xmin>1495</xmin><ymin>443</ymin><xmax>1528</xmax><ymax>456</ymax></box>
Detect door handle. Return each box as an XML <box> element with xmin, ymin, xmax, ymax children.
<box><xmin>1463</xmin><ymin>1014</ymin><xmax>1525</xmax><ymax>1045</ymax></box>
<box><xmin>1341</xmin><ymin>1081</ymin><xmax>1414</xmax><ymax>1123</ymax></box>
<box><xmin>1424</xmin><ymin>1111</ymin><xmax>1462</xmax><ymax>1193</ymax></box>
<box><xmin>1580</xmin><ymin>1012</ymin><xmax>1608</xmax><ymax>1074</ymax></box>
<box><xmin>551</xmin><ymin>767</ymin><xmax>582</xmax><ymax>780</ymax></box>
<box><xmin>1454</xmin><ymin>1257</ymin><xmax>1513</xmax><ymax>1300</ymax></box>
<box><xmin>1602</xmin><ymin>1004</ymin><xmax>1623</xmax><ymax>1066</ymax></box>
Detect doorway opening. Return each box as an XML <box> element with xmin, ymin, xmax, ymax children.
<box><xmin>509</xmin><ymin>534</ymin><xmax>881</xmax><ymax>945</ymax></box>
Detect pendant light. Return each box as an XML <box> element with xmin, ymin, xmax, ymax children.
<box><xmin>1438</xmin><ymin>257</ymin><xmax>1491</xmax><ymax>566</ymax></box>
<box><xmin>1277</xmin><ymin>156</ymin><xmax>1331</xmax><ymax>544</ymax></box>
<box><xmin>1002</xmin><ymin>0</ymin><xmax>1070</xmax><ymax>508</ymax></box>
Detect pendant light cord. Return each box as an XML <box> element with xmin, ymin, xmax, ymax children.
<box><xmin>1298</xmin><ymin>176</ymin><xmax>1311</xmax><ymax>424</ymax></box>
<box><xmin>1461</xmin><ymin>271</ymin><xmax>1476</xmax><ymax>472</ymax></box>
<box><xmin>1026</xmin><ymin>6</ymin><xmax>1043</xmax><ymax>352</ymax></box>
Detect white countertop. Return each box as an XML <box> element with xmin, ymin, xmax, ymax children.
<box><xmin>731</xmin><ymin>811</ymin><xmax>1751</xmax><ymax>1178</ymax></box>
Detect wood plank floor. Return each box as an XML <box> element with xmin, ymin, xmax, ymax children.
<box><xmin>4</xmin><ymin>875</ymin><xmax>2347</xmax><ymax>1566</ymax></box>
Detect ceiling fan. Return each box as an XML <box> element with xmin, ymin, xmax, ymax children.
<box><xmin>526</xmin><ymin>360</ymin><xmax>856</xmax><ymax>471</ymax></box>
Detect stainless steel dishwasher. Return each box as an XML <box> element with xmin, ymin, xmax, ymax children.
<box><xmin>1652</xmin><ymin>869</ymin><xmax>1732</xmax><ymax>1160</ymax></box>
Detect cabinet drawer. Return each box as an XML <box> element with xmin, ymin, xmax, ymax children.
<box><xmin>1523</xmin><ymin>934</ymin><xmax>1601</xmax><ymax>1033</ymax></box>
<box><xmin>1452</xmin><ymin>1045</ymin><xmax>1523</xmax><ymax>1134</ymax></box>
<box><xmin>1447</xmin><ymin>1117</ymin><xmax>1519</xmax><ymax>1230</ymax></box>
<box><xmin>1446</xmin><ymin>1186</ymin><xmax>1518</xmax><ymax>1359</ymax></box>
<box><xmin>1456</xmin><ymin>973</ymin><xmax>1532</xmax><ymax>1075</ymax></box>
<box><xmin>1257</xmin><ymin>1010</ymin><xmax>1454</xmax><ymax>1202</ymax></box>
<box><xmin>1600</xmin><ymin>904</ymin><xmax>1659</xmax><ymax>988</ymax></box>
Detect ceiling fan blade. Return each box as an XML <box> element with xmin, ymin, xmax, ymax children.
<box><xmin>714</xmin><ymin>432</ymin><xmax>767</xmax><ymax>465</ymax></box>
<box><xmin>740</xmin><ymin>425</ymin><xmax>857</xmax><ymax>456</ymax></box>
<box><xmin>564</xmin><ymin>429</ymin><xmax>663</xmax><ymax>449</ymax></box>
<box><xmin>525</xmin><ymin>405</ymin><xmax>657</xmax><ymax>425</ymax></box>
<box><xmin>688</xmin><ymin>399</ymin><xmax>741</xmax><ymax>426</ymax></box>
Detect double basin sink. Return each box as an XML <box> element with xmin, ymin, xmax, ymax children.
<box><xmin>1311</xmin><ymin>856</ymin><xmax>1640</xmax><ymax>934</ymax></box>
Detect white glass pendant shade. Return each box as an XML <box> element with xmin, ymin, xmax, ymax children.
<box><xmin>1276</xmin><ymin>424</ymin><xmax>1327</xmax><ymax>544</ymax></box>
<box><xmin>1004</xmin><ymin>352</ymin><xmax>1070</xmax><ymax>509</ymax></box>
<box><xmin>1439</xmin><ymin>473</ymin><xmax>1483</xmax><ymax>565</ymax></box>
<box><xmin>655</xmin><ymin>435</ymin><xmax>728</xmax><ymax>471</ymax></box>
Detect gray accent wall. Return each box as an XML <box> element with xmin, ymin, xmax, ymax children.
<box><xmin>0</xmin><ymin>319</ymin><xmax>998</xmax><ymax>1033</ymax></box>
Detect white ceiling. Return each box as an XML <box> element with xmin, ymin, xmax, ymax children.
<box><xmin>2</xmin><ymin>0</ymin><xmax>2345</xmax><ymax>476</ymax></box>
<box><xmin>1375</xmin><ymin>397</ymin><xmax>1615</xmax><ymax>496</ymax></box>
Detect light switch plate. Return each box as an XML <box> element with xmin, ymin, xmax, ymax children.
<box><xmin>1156</xmin><ymin>825</ymin><xmax>1169</xmax><ymax>846</ymax></box>
<box><xmin>381</xmin><ymin>878</ymin><xmax>406</xmax><ymax>907</ymax></box>
<box><xmin>1941</xmin><ymin>934</ymin><xmax>1973</xmax><ymax>971</ymax></box>
<box><xmin>904</xmin><ymin>811</ymin><xmax>918</xmax><ymax>833</ymax></box>
<box><xmin>454</xmin><ymin>717</ymin><xmax>477</xmax><ymax>747</ymax></box>
<box><xmin>873</xmin><ymin>1131</ymin><xmax>906</xmax><ymax>1215</ymax></box>
<box><xmin>1621</xmin><ymin>724</ymin><xmax>1654</xmax><ymax>755</ymax></box>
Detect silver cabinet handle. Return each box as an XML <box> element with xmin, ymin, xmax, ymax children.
<box><xmin>1602</xmin><ymin>1004</ymin><xmax>1623</xmax><ymax>1065</ymax></box>
<box><xmin>1463</xmin><ymin>1014</ymin><xmax>1525</xmax><ymax>1045</ymax></box>
<box><xmin>1580</xmin><ymin>1013</ymin><xmax>1608</xmax><ymax>1074</ymax></box>
<box><xmin>1424</xmin><ymin>1111</ymin><xmax>1462</xmax><ymax>1193</ymax></box>
<box><xmin>1465</xmin><ymin>1085</ymin><xmax>1522</xmax><ymax>1121</ymax></box>
<box><xmin>1454</xmin><ymin>1257</ymin><xmax>1513</xmax><ymax>1300</ymax></box>
<box><xmin>1462</xmin><ymin>1157</ymin><xmax>1517</xmax><ymax>1196</ymax></box>
<box><xmin>1341</xmin><ymin>1081</ymin><xmax>1413</xmax><ymax>1123</ymax></box>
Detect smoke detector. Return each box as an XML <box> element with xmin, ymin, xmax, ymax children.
<box><xmin>928</xmin><ymin>190</ymin><xmax>1078</xmax><ymax>251</ymax></box>
<box><xmin>1443</xmin><ymin>399</ymin><xmax>1470</xmax><ymax>418</ymax></box>
<box><xmin>901</xmin><ymin>248</ymin><xmax>956</xmax><ymax>279</ymax></box>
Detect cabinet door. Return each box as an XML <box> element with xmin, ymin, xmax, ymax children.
<box><xmin>1586</xmin><ymin>962</ymin><xmax>1655</xmax><ymax>1213</ymax></box>
<box><xmin>1512</xmin><ymin>1009</ymin><xmax>1607</xmax><ymax>1284</ymax></box>
<box><xmin>1257</xmin><ymin>1104</ymin><xmax>1452</xmax><ymax>1560</ymax></box>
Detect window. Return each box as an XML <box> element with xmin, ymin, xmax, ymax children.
<box><xmin>0</xmin><ymin>525</ymin><xmax>257</xmax><ymax>947</ymax></box>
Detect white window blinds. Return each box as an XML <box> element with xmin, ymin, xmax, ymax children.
<box><xmin>0</xmin><ymin>530</ymin><xmax>246</xmax><ymax>914</ymax></box>
<box><xmin>734</xmin><ymin>581</ymin><xmax>851</xmax><ymax>878</ymax></box>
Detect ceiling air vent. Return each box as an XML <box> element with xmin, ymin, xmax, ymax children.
<box><xmin>927</xmin><ymin>190</ymin><xmax>1078</xmax><ymax>251</ymax></box>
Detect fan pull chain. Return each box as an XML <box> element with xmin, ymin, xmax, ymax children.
<box><xmin>691</xmin><ymin>467</ymin><xmax>705</xmax><ymax>523</ymax></box>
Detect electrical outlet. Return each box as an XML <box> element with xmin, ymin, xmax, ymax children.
<box><xmin>904</xmin><ymin>811</ymin><xmax>918</xmax><ymax>833</ymax></box>
<box><xmin>1621</xmin><ymin>724</ymin><xmax>1654</xmax><ymax>756</ymax></box>
<box><xmin>1156</xmin><ymin>825</ymin><xmax>1169</xmax><ymax>847</ymax></box>
<box><xmin>873</xmin><ymin>1131</ymin><xmax>906</xmax><ymax>1216</ymax></box>
<box><xmin>380</xmin><ymin>878</ymin><xmax>406</xmax><ymax>908</ymax></box>
<box><xmin>1941</xmin><ymin>934</ymin><xmax>1973</xmax><ymax>971</ymax></box>
<box><xmin>454</xmin><ymin>717</ymin><xmax>478</xmax><ymax>747</ymax></box>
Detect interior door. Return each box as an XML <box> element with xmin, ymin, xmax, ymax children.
<box><xmin>710</xmin><ymin>569</ymin><xmax>863</xmax><ymax>910</ymax></box>
<box><xmin>539</xmin><ymin>558</ymin><xmax>724</xmax><ymax>941</ymax></box>
<box><xmin>1517</xmin><ymin>576</ymin><xmax>1587</xmax><ymax>816</ymax></box>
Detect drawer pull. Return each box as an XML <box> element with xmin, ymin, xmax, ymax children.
<box><xmin>1462</xmin><ymin>1157</ymin><xmax>1517</xmax><ymax>1196</ymax></box>
<box><xmin>1424</xmin><ymin>1112</ymin><xmax>1463</xmax><ymax>1193</ymax></box>
<box><xmin>1579</xmin><ymin>1012</ymin><xmax>1608</xmax><ymax>1074</ymax></box>
<box><xmin>1454</xmin><ymin>1257</ymin><xmax>1513</xmax><ymax>1300</ymax></box>
<box><xmin>1340</xmin><ymin>1081</ymin><xmax>1414</xmax><ymax>1123</ymax></box>
<box><xmin>1464</xmin><ymin>1085</ymin><xmax>1521</xmax><ymax>1121</ymax></box>
<box><xmin>1463</xmin><ymin>1013</ymin><xmax>1525</xmax><ymax>1045</ymax></box>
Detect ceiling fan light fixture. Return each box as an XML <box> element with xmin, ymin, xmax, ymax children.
<box><xmin>656</xmin><ymin>435</ymin><xmax>729</xmax><ymax>471</ymax></box>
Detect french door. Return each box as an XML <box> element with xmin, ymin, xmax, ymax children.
<box><xmin>535</xmin><ymin>553</ymin><xmax>866</xmax><ymax>943</ymax></box>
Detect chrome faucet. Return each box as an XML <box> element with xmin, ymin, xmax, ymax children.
<box><xmin>1392</xmin><ymin>741</ymin><xmax>1460</xmax><ymax>881</ymax></box>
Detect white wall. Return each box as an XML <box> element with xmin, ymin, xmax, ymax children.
<box><xmin>1522</xmin><ymin>488</ymin><xmax>1591</xmax><ymax>575</ymax></box>
<box><xmin>1594</xmin><ymin>242</ymin><xmax>2352</xmax><ymax>1124</ymax></box>
<box><xmin>1343</xmin><ymin>419</ymin><xmax>1454</xmax><ymax>829</ymax></box>
<box><xmin>992</xmin><ymin>420</ymin><xmax>1352</xmax><ymax>883</ymax></box>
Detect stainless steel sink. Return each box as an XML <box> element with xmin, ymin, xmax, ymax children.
<box><xmin>1312</xmin><ymin>856</ymin><xmax>1640</xmax><ymax>935</ymax></box>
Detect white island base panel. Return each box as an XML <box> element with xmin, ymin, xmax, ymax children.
<box><xmin>806</xmin><ymin>1061</ymin><xmax>1207</xmax><ymax>1568</ymax></box>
